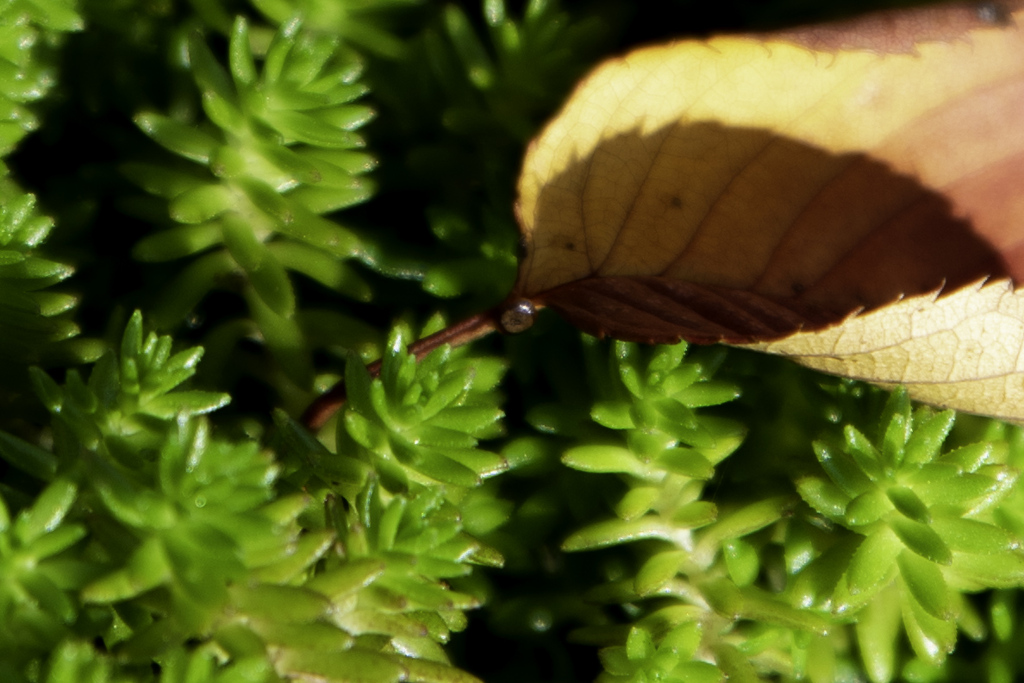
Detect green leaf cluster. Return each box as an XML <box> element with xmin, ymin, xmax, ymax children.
<box><xmin>546</xmin><ymin>339</ymin><xmax>837</xmax><ymax>682</ymax></box>
<box><xmin>337</xmin><ymin>320</ymin><xmax>507</xmax><ymax>492</ymax></box>
<box><xmin>0</xmin><ymin>310</ymin><xmax>511</xmax><ymax>682</ymax></box>
<box><xmin>1</xmin><ymin>312</ymin><xmax>300</xmax><ymax>680</ymax></box>
<box><xmin>5</xmin><ymin>1</ymin><xmax>1024</xmax><ymax>683</ymax></box>
<box><xmin>791</xmin><ymin>389</ymin><xmax>1022</xmax><ymax>678</ymax></box>
<box><xmin>130</xmin><ymin>15</ymin><xmax>379</xmax><ymax>388</ymax></box>
<box><xmin>367</xmin><ymin>0</ymin><xmax>617</xmax><ymax>308</ymax></box>
<box><xmin>521</xmin><ymin>336</ymin><xmax>1024</xmax><ymax>682</ymax></box>
<box><xmin>270</xmin><ymin>319</ymin><xmax>513</xmax><ymax>682</ymax></box>
<box><xmin>0</xmin><ymin>0</ymin><xmax>97</xmax><ymax>402</ymax></box>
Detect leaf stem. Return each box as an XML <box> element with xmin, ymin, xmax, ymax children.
<box><xmin>301</xmin><ymin>309</ymin><xmax>502</xmax><ymax>431</ymax></box>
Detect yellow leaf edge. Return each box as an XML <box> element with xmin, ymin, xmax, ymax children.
<box><xmin>740</xmin><ymin>278</ymin><xmax>1024</xmax><ymax>421</ymax></box>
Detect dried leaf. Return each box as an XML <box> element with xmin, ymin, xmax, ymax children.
<box><xmin>512</xmin><ymin>0</ymin><xmax>1024</xmax><ymax>419</ymax></box>
<box><xmin>748</xmin><ymin>280</ymin><xmax>1024</xmax><ymax>420</ymax></box>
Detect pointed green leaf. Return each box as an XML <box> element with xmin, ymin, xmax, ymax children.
<box><xmin>886</xmin><ymin>486</ymin><xmax>931</xmax><ymax>524</ymax></box>
<box><xmin>847</xmin><ymin>528</ymin><xmax>901</xmax><ymax>597</ymax></box>
<box><xmin>189</xmin><ymin>31</ymin><xmax>236</xmax><ymax>102</ymax></box>
<box><xmin>901</xmin><ymin>583</ymin><xmax>957</xmax><ymax>665</ymax></box>
<box><xmin>135</xmin><ymin>113</ymin><xmax>220</xmax><ymax>164</ymax></box>
<box><xmin>25</xmin><ymin>523</ymin><xmax>86</xmax><ymax>563</ymax></box>
<box><xmin>670</xmin><ymin>501</ymin><xmax>718</xmax><ymax>528</ymax></box>
<box><xmin>444</xmin><ymin>5</ymin><xmax>496</xmax><ymax>89</ymax></box>
<box><xmin>83</xmin><ymin>537</ymin><xmax>171</xmax><ymax>602</ymax></box>
<box><xmin>675</xmin><ymin>381</ymin><xmax>740</xmax><ymax>408</ymax></box>
<box><xmin>932</xmin><ymin>515</ymin><xmax>1020</xmax><ymax>555</ymax></box>
<box><xmin>796</xmin><ymin>476</ymin><xmax>848</xmax><ymax>521</ymax></box>
<box><xmin>615</xmin><ymin>486</ymin><xmax>661</xmax><ymax>521</ymax></box>
<box><xmin>14</xmin><ymin>478</ymin><xmax>76</xmax><ymax>544</ymax></box>
<box><xmin>655</xmin><ymin>447</ymin><xmax>715</xmax><ymax>479</ymax></box>
<box><xmin>898</xmin><ymin>549</ymin><xmax>953</xmax><ymax>620</ymax></box>
<box><xmin>169</xmin><ymin>184</ymin><xmax>233</xmax><ymax>224</ymax></box>
<box><xmin>855</xmin><ymin>583</ymin><xmax>902</xmax><ymax>683</ymax></box>
<box><xmin>941</xmin><ymin>441</ymin><xmax>1000</xmax><ymax>472</ymax></box>
<box><xmin>591</xmin><ymin>400</ymin><xmax>634</xmax><ymax>429</ymax></box>
<box><xmin>635</xmin><ymin>550</ymin><xmax>687</xmax><ymax>596</ymax></box>
<box><xmin>844</xmin><ymin>425</ymin><xmax>883</xmax><ymax>481</ymax></box>
<box><xmin>268</xmin><ymin>241</ymin><xmax>372</xmax><ymax>300</ymax></box>
<box><xmin>891</xmin><ymin>517</ymin><xmax>952</xmax><ymax>565</ymax></box>
<box><xmin>904</xmin><ymin>410</ymin><xmax>956</xmax><ymax>466</ymax></box>
<box><xmin>948</xmin><ymin>550</ymin><xmax>1024</xmax><ymax>588</ymax></box>
<box><xmin>142</xmin><ymin>391</ymin><xmax>230</xmax><ymax>418</ymax></box>
<box><xmin>0</xmin><ymin>430</ymin><xmax>57</xmax><ymax>480</ymax></box>
<box><xmin>222</xmin><ymin>215</ymin><xmax>295</xmax><ymax>318</ymax></box>
<box><xmin>813</xmin><ymin>439</ymin><xmax>873</xmax><ymax>498</ymax></box>
<box><xmin>845</xmin><ymin>488</ymin><xmax>892</xmax><ymax>527</ymax></box>
<box><xmin>562</xmin><ymin>444</ymin><xmax>646</xmax><ymax>477</ymax></box>
<box><xmin>29</xmin><ymin>366</ymin><xmax>64</xmax><ymax>413</ymax></box>
<box><xmin>563</xmin><ymin>517</ymin><xmax>670</xmax><ymax>551</ymax></box>
<box><xmin>723</xmin><ymin>538</ymin><xmax>759</xmax><ymax>587</ymax></box>
<box><xmin>229</xmin><ymin>18</ymin><xmax>257</xmax><ymax>87</ymax></box>
<box><xmin>307</xmin><ymin>559</ymin><xmax>386</xmax><ymax>601</ymax></box>
<box><xmin>735</xmin><ymin>584</ymin><xmax>830</xmax><ymax>635</ymax></box>
<box><xmin>696</xmin><ymin>496</ymin><xmax>793</xmax><ymax>555</ymax></box>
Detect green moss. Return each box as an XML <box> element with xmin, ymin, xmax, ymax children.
<box><xmin>0</xmin><ymin>1</ymin><xmax>1021</xmax><ymax>681</ymax></box>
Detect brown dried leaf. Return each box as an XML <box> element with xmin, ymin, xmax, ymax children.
<box><xmin>512</xmin><ymin>0</ymin><xmax>1024</xmax><ymax>419</ymax></box>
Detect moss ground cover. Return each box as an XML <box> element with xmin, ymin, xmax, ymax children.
<box><xmin>1</xmin><ymin>1</ymin><xmax>1022</xmax><ymax>681</ymax></box>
